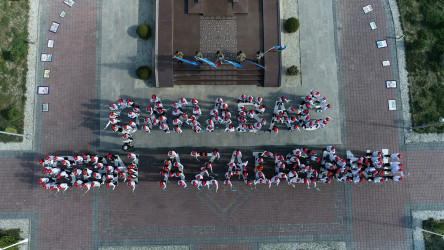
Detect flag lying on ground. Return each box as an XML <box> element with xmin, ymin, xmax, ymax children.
<box><xmin>173</xmin><ymin>57</ymin><xmax>198</xmax><ymax>66</ymax></box>
<box><xmin>222</xmin><ymin>59</ymin><xmax>243</xmax><ymax>68</ymax></box>
<box><xmin>196</xmin><ymin>57</ymin><xmax>218</xmax><ymax>69</ymax></box>
<box><xmin>244</xmin><ymin>60</ymin><xmax>266</xmax><ymax>70</ymax></box>
<box><xmin>265</xmin><ymin>44</ymin><xmax>287</xmax><ymax>53</ymax></box>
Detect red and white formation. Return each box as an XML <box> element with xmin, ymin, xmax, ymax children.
<box><xmin>158</xmin><ymin>147</ymin><xmax>404</xmax><ymax>191</ymax></box>
<box><xmin>105</xmin><ymin>92</ymin><xmax>332</xmax><ymax>143</ymax></box>
<box><xmin>38</xmin><ymin>153</ymin><xmax>139</xmax><ymax>193</ymax></box>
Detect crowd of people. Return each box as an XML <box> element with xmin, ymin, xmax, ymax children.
<box><xmin>38</xmin><ymin>153</ymin><xmax>139</xmax><ymax>194</ymax></box>
<box><xmin>159</xmin><ymin>149</ymin><xmax>221</xmax><ymax>190</ymax></box>
<box><xmin>105</xmin><ymin>91</ymin><xmax>332</xmax><ymax>147</ymax></box>
<box><xmin>250</xmin><ymin>147</ymin><xmax>403</xmax><ymax>188</ymax></box>
<box><xmin>265</xmin><ymin>91</ymin><xmax>332</xmax><ymax>134</ymax></box>
<box><xmin>159</xmin><ymin>147</ymin><xmax>404</xmax><ymax>191</ymax></box>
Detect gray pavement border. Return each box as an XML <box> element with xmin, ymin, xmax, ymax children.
<box><xmin>93</xmin><ymin>0</ymin><xmax>104</xmax><ymax>152</ymax></box>
<box><xmin>33</xmin><ymin>0</ymin><xmax>47</xmax><ymax>155</ymax></box>
<box><xmin>92</xmin><ymin>1</ymin><xmax>104</xmax><ymax>249</ymax></box>
<box><xmin>97</xmin><ymin>234</ymin><xmax>350</xmax><ymax>248</ymax></box>
<box><xmin>331</xmin><ymin>3</ymin><xmax>354</xmax><ymax>247</ymax></box>
<box><xmin>0</xmin><ymin>211</ymin><xmax>38</xmax><ymax>250</ymax></box>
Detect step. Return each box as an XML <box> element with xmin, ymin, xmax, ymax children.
<box><xmin>174</xmin><ymin>69</ymin><xmax>263</xmax><ymax>74</ymax></box>
<box><xmin>174</xmin><ymin>74</ymin><xmax>263</xmax><ymax>81</ymax></box>
<box><xmin>174</xmin><ymin>80</ymin><xmax>262</xmax><ymax>85</ymax></box>
<box><xmin>173</xmin><ymin>61</ymin><xmax>263</xmax><ymax>71</ymax></box>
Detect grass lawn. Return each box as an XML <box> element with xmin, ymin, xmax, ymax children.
<box><xmin>397</xmin><ymin>0</ymin><xmax>444</xmax><ymax>133</ymax></box>
<box><xmin>422</xmin><ymin>218</ymin><xmax>444</xmax><ymax>250</ymax></box>
<box><xmin>0</xmin><ymin>0</ymin><xmax>30</xmax><ymax>142</ymax></box>
<box><xmin>0</xmin><ymin>228</ymin><xmax>22</xmax><ymax>250</ymax></box>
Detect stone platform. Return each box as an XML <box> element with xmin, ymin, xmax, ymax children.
<box><xmin>156</xmin><ymin>0</ymin><xmax>280</xmax><ymax>87</ymax></box>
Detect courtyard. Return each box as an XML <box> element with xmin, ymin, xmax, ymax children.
<box><xmin>0</xmin><ymin>0</ymin><xmax>443</xmax><ymax>249</ymax></box>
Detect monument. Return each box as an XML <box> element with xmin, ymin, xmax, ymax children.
<box><xmin>156</xmin><ymin>0</ymin><xmax>281</xmax><ymax>87</ymax></box>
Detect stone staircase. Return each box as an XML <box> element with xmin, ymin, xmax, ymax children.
<box><xmin>173</xmin><ymin>63</ymin><xmax>263</xmax><ymax>85</ymax></box>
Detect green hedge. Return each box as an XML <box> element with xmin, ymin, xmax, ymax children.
<box><xmin>284</xmin><ymin>17</ymin><xmax>300</xmax><ymax>33</ymax></box>
<box><xmin>136</xmin><ymin>24</ymin><xmax>151</xmax><ymax>39</ymax></box>
<box><xmin>136</xmin><ymin>66</ymin><xmax>151</xmax><ymax>80</ymax></box>
<box><xmin>286</xmin><ymin>65</ymin><xmax>299</xmax><ymax>76</ymax></box>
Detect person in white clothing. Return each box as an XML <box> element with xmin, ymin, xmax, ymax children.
<box><xmin>150</xmin><ymin>95</ymin><xmax>161</xmax><ymax>103</ymax></box>
<box><xmin>288</xmin><ymin>177</ymin><xmax>299</xmax><ymax>186</ymax></box>
<box><xmin>199</xmin><ymin>167</ymin><xmax>210</xmax><ymax>178</ymax></box>
<box><xmin>106</xmin><ymin>181</ymin><xmax>117</xmax><ymax>190</ymax></box>
<box><xmin>190</xmin><ymin>151</ymin><xmax>200</xmax><ymax>160</ymax></box>
<box><xmin>270</xmin><ymin>177</ymin><xmax>280</xmax><ymax>186</ymax></box>
<box><xmin>172</xmin><ymin>109</ymin><xmax>183</xmax><ymax>117</ymax></box>
<box><xmin>225</xmin><ymin>124</ymin><xmax>235</xmax><ymax>132</ymax></box>
<box><xmin>109</xmin><ymin>103</ymin><xmax>119</xmax><ymax>111</ymax></box>
<box><xmin>254</xmin><ymin>178</ymin><xmax>270</xmax><ymax>188</ymax></box>
<box><xmin>386</xmin><ymin>153</ymin><xmax>402</xmax><ymax>160</ymax></box>
<box><xmin>223</xmin><ymin>179</ymin><xmax>233</xmax><ymax>188</ymax></box>
<box><xmin>168</xmin><ymin>151</ymin><xmax>178</xmax><ymax>159</ymax></box>
<box><xmin>316</xmin><ymin>104</ymin><xmax>331</xmax><ymax>112</ymax></box>
<box><xmin>191</xmin><ymin>180</ymin><xmax>202</xmax><ymax>188</ymax></box>
<box><xmin>82</xmin><ymin>182</ymin><xmax>92</xmax><ymax>190</ymax></box>
<box><xmin>178</xmin><ymin>180</ymin><xmax>187</xmax><ymax>188</ymax></box>
<box><xmin>238</xmin><ymin>94</ymin><xmax>246</xmax><ymax>103</ymax></box>
<box><xmin>206</xmin><ymin>180</ymin><xmax>219</xmax><ymax>192</ymax></box>
<box><xmin>171</xmin><ymin>102</ymin><xmax>182</xmax><ymax>109</ymax></box>
<box><xmin>126</xmin><ymin>180</ymin><xmax>136</xmax><ymax>191</ymax></box>
<box><xmin>179</xmin><ymin>98</ymin><xmax>188</xmax><ymax>106</ymax></box>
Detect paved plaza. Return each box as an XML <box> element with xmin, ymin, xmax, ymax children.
<box><xmin>0</xmin><ymin>0</ymin><xmax>443</xmax><ymax>249</ymax></box>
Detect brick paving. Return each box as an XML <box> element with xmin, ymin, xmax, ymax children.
<box><xmin>0</xmin><ymin>0</ymin><xmax>98</xmax><ymax>249</ymax></box>
<box><xmin>0</xmin><ymin>0</ymin><xmax>443</xmax><ymax>249</ymax></box>
<box><xmin>338</xmin><ymin>0</ymin><xmax>443</xmax><ymax>249</ymax></box>
<box><xmin>40</xmin><ymin>0</ymin><xmax>97</xmax><ymax>153</ymax></box>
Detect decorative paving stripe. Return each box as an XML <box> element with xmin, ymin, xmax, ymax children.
<box><xmin>99</xmin><ymin>245</ymin><xmax>190</xmax><ymax>250</ymax></box>
<box><xmin>259</xmin><ymin>242</ymin><xmax>346</xmax><ymax>250</ymax></box>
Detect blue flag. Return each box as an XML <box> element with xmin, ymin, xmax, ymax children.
<box><xmin>244</xmin><ymin>60</ymin><xmax>266</xmax><ymax>70</ymax></box>
<box><xmin>195</xmin><ymin>57</ymin><xmax>218</xmax><ymax>69</ymax></box>
<box><xmin>173</xmin><ymin>57</ymin><xmax>199</xmax><ymax>66</ymax></box>
<box><xmin>222</xmin><ymin>59</ymin><xmax>243</xmax><ymax>68</ymax></box>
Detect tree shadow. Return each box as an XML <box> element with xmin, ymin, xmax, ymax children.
<box><xmin>127</xmin><ymin>25</ymin><xmax>139</xmax><ymax>38</ymax></box>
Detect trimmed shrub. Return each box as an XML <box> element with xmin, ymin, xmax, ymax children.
<box><xmin>5</xmin><ymin>127</ymin><xmax>17</xmax><ymax>134</ymax></box>
<box><xmin>136</xmin><ymin>24</ymin><xmax>151</xmax><ymax>39</ymax></box>
<box><xmin>284</xmin><ymin>17</ymin><xmax>300</xmax><ymax>33</ymax></box>
<box><xmin>136</xmin><ymin>66</ymin><xmax>151</xmax><ymax>80</ymax></box>
<box><xmin>286</xmin><ymin>65</ymin><xmax>299</xmax><ymax>76</ymax></box>
<box><xmin>7</xmin><ymin>109</ymin><xmax>20</xmax><ymax>121</ymax></box>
